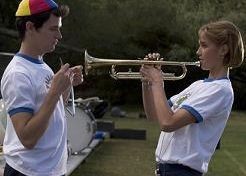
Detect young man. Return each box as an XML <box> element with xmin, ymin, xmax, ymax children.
<box><xmin>1</xmin><ymin>0</ymin><xmax>83</xmax><ymax>175</ymax></box>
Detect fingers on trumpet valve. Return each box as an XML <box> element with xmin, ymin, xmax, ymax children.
<box><xmin>152</xmin><ymin>53</ymin><xmax>161</xmax><ymax>60</ymax></box>
<box><xmin>145</xmin><ymin>52</ymin><xmax>161</xmax><ymax>60</ymax></box>
<box><xmin>143</xmin><ymin>53</ymin><xmax>163</xmax><ymax>70</ymax></box>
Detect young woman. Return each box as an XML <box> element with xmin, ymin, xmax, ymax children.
<box><xmin>140</xmin><ymin>20</ymin><xmax>244</xmax><ymax>176</ymax></box>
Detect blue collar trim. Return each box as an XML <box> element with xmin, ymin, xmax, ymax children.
<box><xmin>203</xmin><ymin>76</ymin><xmax>229</xmax><ymax>82</ymax></box>
<box><xmin>16</xmin><ymin>53</ymin><xmax>44</xmax><ymax>64</ymax></box>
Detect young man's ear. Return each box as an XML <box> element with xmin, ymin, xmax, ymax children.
<box><xmin>25</xmin><ymin>21</ymin><xmax>35</xmax><ymax>32</ymax></box>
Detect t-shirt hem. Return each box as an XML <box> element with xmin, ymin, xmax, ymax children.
<box><xmin>5</xmin><ymin>160</ymin><xmax>66</xmax><ymax>176</ymax></box>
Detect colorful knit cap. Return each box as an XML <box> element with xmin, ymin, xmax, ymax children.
<box><xmin>16</xmin><ymin>0</ymin><xmax>58</xmax><ymax>17</ymax></box>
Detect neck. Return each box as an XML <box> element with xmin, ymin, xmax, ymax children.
<box><xmin>208</xmin><ymin>66</ymin><xmax>229</xmax><ymax>79</ymax></box>
<box><xmin>19</xmin><ymin>42</ymin><xmax>44</xmax><ymax>59</ymax></box>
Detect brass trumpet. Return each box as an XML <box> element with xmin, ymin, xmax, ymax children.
<box><xmin>84</xmin><ymin>50</ymin><xmax>200</xmax><ymax>80</ymax></box>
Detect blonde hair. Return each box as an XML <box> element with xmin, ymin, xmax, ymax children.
<box><xmin>199</xmin><ymin>20</ymin><xmax>244</xmax><ymax>68</ymax></box>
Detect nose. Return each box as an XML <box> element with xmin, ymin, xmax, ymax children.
<box><xmin>56</xmin><ymin>29</ymin><xmax>62</xmax><ymax>40</ymax></box>
<box><xmin>196</xmin><ymin>47</ymin><xmax>201</xmax><ymax>56</ymax></box>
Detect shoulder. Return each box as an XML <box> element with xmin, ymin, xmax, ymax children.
<box><xmin>4</xmin><ymin>56</ymin><xmax>29</xmax><ymax>74</ymax></box>
<box><xmin>192</xmin><ymin>79</ymin><xmax>232</xmax><ymax>93</ymax></box>
<box><xmin>1</xmin><ymin>58</ymin><xmax>33</xmax><ymax>90</ymax></box>
<box><xmin>206</xmin><ymin>79</ymin><xmax>233</xmax><ymax>95</ymax></box>
<box><xmin>185</xmin><ymin>79</ymin><xmax>233</xmax><ymax>107</ymax></box>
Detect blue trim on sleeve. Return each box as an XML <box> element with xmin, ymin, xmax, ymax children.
<box><xmin>16</xmin><ymin>53</ymin><xmax>44</xmax><ymax>64</ymax></box>
<box><xmin>168</xmin><ymin>99</ymin><xmax>173</xmax><ymax>107</ymax></box>
<box><xmin>181</xmin><ymin>105</ymin><xmax>203</xmax><ymax>123</ymax></box>
<box><xmin>8</xmin><ymin>107</ymin><xmax>34</xmax><ymax>117</ymax></box>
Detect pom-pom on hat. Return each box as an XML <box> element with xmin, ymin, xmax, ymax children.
<box><xmin>16</xmin><ymin>0</ymin><xmax>58</xmax><ymax>17</ymax></box>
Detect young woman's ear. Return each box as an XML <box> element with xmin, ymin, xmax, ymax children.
<box><xmin>221</xmin><ymin>44</ymin><xmax>229</xmax><ymax>56</ymax></box>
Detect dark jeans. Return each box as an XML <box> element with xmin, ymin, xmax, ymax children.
<box><xmin>156</xmin><ymin>163</ymin><xmax>203</xmax><ymax>176</ymax></box>
<box><xmin>4</xmin><ymin>163</ymin><xmax>65</xmax><ymax>176</ymax></box>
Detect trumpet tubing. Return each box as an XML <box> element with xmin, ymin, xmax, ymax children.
<box><xmin>84</xmin><ymin>50</ymin><xmax>200</xmax><ymax>80</ymax></box>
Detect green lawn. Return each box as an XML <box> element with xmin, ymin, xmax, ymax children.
<box><xmin>70</xmin><ymin>108</ymin><xmax>246</xmax><ymax>176</ymax></box>
<box><xmin>206</xmin><ymin>111</ymin><xmax>246</xmax><ymax>176</ymax></box>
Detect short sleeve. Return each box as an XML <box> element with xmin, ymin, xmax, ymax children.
<box><xmin>1</xmin><ymin>72</ymin><xmax>35</xmax><ymax>117</ymax></box>
<box><xmin>168</xmin><ymin>81</ymin><xmax>199</xmax><ymax>108</ymax></box>
<box><xmin>180</xmin><ymin>83</ymin><xmax>233</xmax><ymax>123</ymax></box>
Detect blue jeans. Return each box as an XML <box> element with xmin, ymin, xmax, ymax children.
<box><xmin>156</xmin><ymin>163</ymin><xmax>203</xmax><ymax>176</ymax></box>
<box><xmin>4</xmin><ymin>163</ymin><xmax>65</xmax><ymax>176</ymax></box>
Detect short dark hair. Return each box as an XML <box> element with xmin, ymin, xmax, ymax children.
<box><xmin>16</xmin><ymin>5</ymin><xmax>69</xmax><ymax>40</ymax></box>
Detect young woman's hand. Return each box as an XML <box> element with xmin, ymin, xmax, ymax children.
<box><xmin>140</xmin><ymin>53</ymin><xmax>163</xmax><ymax>84</ymax></box>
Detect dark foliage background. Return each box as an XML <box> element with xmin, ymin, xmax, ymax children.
<box><xmin>0</xmin><ymin>0</ymin><xmax>246</xmax><ymax>109</ymax></box>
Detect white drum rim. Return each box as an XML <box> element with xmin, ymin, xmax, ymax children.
<box><xmin>66</xmin><ymin>106</ymin><xmax>96</xmax><ymax>154</ymax></box>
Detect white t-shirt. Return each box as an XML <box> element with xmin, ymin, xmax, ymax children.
<box><xmin>155</xmin><ymin>78</ymin><xmax>233</xmax><ymax>173</ymax></box>
<box><xmin>1</xmin><ymin>53</ymin><xmax>67</xmax><ymax>176</ymax></box>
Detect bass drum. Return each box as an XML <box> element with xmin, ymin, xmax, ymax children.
<box><xmin>0</xmin><ymin>99</ymin><xmax>7</xmax><ymax>145</ymax></box>
<box><xmin>66</xmin><ymin>105</ymin><xmax>97</xmax><ymax>154</ymax></box>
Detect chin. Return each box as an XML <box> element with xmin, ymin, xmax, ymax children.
<box><xmin>48</xmin><ymin>46</ymin><xmax>56</xmax><ymax>53</ymax></box>
<box><xmin>200</xmin><ymin>64</ymin><xmax>209</xmax><ymax>71</ymax></box>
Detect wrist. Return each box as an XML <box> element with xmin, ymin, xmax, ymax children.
<box><xmin>48</xmin><ymin>88</ymin><xmax>61</xmax><ymax>99</ymax></box>
<box><xmin>142</xmin><ymin>81</ymin><xmax>164</xmax><ymax>89</ymax></box>
<box><xmin>142</xmin><ymin>81</ymin><xmax>163</xmax><ymax>85</ymax></box>
<box><xmin>151</xmin><ymin>82</ymin><xmax>164</xmax><ymax>88</ymax></box>
<box><xmin>142</xmin><ymin>81</ymin><xmax>152</xmax><ymax>86</ymax></box>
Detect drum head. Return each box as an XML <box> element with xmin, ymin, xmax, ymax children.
<box><xmin>66</xmin><ymin>106</ymin><xmax>96</xmax><ymax>153</ymax></box>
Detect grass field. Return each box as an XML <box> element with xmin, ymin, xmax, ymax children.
<box><xmin>70</xmin><ymin>107</ymin><xmax>246</xmax><ymax>176</ymax></box>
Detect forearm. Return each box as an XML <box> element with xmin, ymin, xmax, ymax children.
<box><xmin>142</xmin><ymin>82</ymin><xmax>158</xmax><ymax>120</ymax></box>
<box><xmin>150</xmin><ymin>83</ymin><xmax>174</xmax><ymax>130</ymax></box>
<box><xmin>18</xmin><ymin>89</ymin><xmax>61</xmax><ymax>149</ymax></box>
